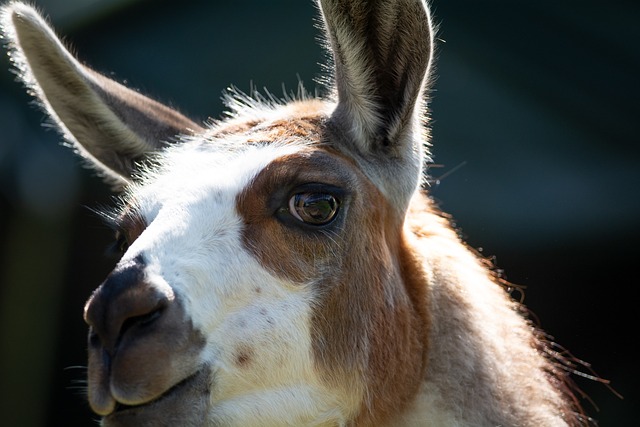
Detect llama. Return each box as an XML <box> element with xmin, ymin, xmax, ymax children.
<box><xmin>1</xmin><ymin>0</ymin><xmax>592</xmax><ymax>426</ymax></box>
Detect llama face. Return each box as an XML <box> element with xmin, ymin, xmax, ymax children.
<box><xmin>2</xmin><ymin>0</ymin><xmax>594</xmax><ymax>425</ymax></box>
<box><xmin>94</xmin><ymin>139</ymin><xmax>331</xmax><ymax>424</ymax></box>
<box><xmin>84</xmin><ymin>106</ymin><xmax>403</xmax><ymax>425</ymax></box>
<box><xmin>1</xmin><ymin>0</ymin><xmax>439</xmax><ymax>425</ymax></box>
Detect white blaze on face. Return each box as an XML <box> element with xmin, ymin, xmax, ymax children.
<box><xmin>117</xmin><ymin>139</ymin><xmax>352</xmax><ymax>425</ymax></box>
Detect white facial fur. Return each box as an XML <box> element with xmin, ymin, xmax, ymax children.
<box><xmin>117</xmin><ymin>138</ymin><xmax>357</xmax><ymax>425</ymax></box>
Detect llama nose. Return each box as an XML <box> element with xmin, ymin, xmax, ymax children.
<box><xmin>83</xmin><ymin>256</ymin><xmax>171</xmax><ymax>352</ymax></box>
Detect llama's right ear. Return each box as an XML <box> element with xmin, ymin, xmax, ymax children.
<box><xmin>318</xmin><ymin>0</ymin><xmax>434</xmax><ymax>211</ymax></box>
<box><xmin>1</xmin><ymin>3</ymin><xmax>204</xmax><ymax>188</ymax></box>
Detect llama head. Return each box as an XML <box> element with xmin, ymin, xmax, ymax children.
<box><xmin>1</xmin><ymin>0</ymin><xmax>434</xmax><ymax>425</ymax></box>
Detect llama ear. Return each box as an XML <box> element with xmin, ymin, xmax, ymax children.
<box><xmin>318</xmin><ymin>0</ymin><xmax>435</xmax><ymax>207</ymax></box>
<box><xmin>1</xmin><ymin>3</ymin><xmax>204</xmax><ymax>187</ymax></box>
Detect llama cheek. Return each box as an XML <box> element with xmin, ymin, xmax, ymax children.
<box><xmin>220</xmin><ymin>303</ymin><xmax>310</xmax><ymax>369</ymax></box>
<box><xmin>228</xmin><ymin>307</ymin><xmax>278</xmax><ymax>343</ymax></box>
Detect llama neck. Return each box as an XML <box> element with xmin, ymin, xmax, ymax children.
<box><xmin>396</xmin><ymin>194</ymin><xmax>574</xmax><ymax>426</ymax></box>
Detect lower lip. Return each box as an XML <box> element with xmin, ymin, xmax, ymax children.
<box><xmin>103</xmin><ymin>368</ymin><xmax>209</xmax><ymax>426</ymax></box>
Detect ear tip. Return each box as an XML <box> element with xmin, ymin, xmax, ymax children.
<box><xmin>2</xmin><ymin>2</ymin><xmax>41</xmax><ymax>18</ymax></box>
<box><xmin>1</xmin><ymin>2</ymin><xmax>50</xmax><ymax>40</ymax></box>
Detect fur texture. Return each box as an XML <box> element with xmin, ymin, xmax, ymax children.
<box><xmin>0</xmin><ymin>1</ymin><xmax>590</xmax><ymax>426</ymax></box>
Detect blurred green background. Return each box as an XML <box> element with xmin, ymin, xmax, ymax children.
<box><xmin>0</xmin><ymin>0</ymin><xmax>637</xmax><ymax>425</ymax></box>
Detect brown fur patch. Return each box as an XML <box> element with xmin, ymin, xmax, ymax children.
<box><xmin>236</xmin><ymin>147</ymin><xmax>359</xmax><ymax>283</ymax></box>
<box><xmin>311</xmin><ymin>179</ymin><xmax>429</xmax><ymax>426</ymax></box>
<box><xmin>236</xmin><ymin>144</ymin><xmax>430</xmax><ymax>424</ymax></box>
<box><xmin>210</xmin><ymin>101</ymin><xmax>326</xmax><ymax>144</ymax></box>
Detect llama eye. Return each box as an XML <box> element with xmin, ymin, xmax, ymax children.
<box><xmin>114</xmin><ymin>231</ymin><xmax>130</xmax><ymax>254</ymax></box>
<box><xmin>288</xmin><ymin>192</ymin><xmax>339</xmax><ymax>225</ymax></box>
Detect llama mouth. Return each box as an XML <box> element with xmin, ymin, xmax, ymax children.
<box><xmin>105</xmin><ymin>367</ymin><xmax>209</xmax><ymax>424</ymax></box>
<box><xmin>113</xmin><ymin>372</ymin><xmax>198</xmax><ymax>413</ymax></box>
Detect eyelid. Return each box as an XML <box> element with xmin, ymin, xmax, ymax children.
<box><xmin>286</xmin><ymin>183</ymin><xmax>345</xmax><ymax>199</ymax></box>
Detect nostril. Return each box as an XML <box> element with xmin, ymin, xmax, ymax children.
<box><xmin>119</xmin><ymin>306</ymin><xmax>165</xmax><ymax>340</ymax></box>
<box><xmin>83</xmin><ymin>257</ymin><xmax>177</xmax><ymax>351</ymax></box>
<box><xmin>138</xmin><ymin>306</ymin><xmax>164</xmax><ymax>326</ymax></box>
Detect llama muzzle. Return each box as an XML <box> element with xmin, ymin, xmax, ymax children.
<box><xmin>83</xmin><ymin>256</ymin><xmax>206</xmax><ymax>418</ymax></box>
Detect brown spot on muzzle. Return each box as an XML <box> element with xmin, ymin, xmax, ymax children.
<box><xmin>234</xmin><ymin>344</ymin><xmax>254</xmax><ymax>368</ymax></box>
<box><xmin>83</xmin><ymin>256</ymin><xmax>205</xmax><ymax>417</ymax></box>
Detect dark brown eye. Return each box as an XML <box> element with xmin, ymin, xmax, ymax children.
<box><xmin>289</xmin><ymin>192</ymin><xmax>339</xmax><ymax>225</ymax></box>
<box><xmin>114</xmin><ymin>230</ymin><xmax>130</xmax><ymax>254</ymax></box>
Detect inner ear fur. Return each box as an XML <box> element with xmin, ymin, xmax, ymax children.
<box><xmin>318</xmin><ymin>0</ymin><xmax>435</xmax><ymax>211</ymax></box>
<box><xmin>320</xmin><ymin>0</ymin><xmax>434</xmax><ymax>148</ymax></box>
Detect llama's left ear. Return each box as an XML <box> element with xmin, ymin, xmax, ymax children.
<box><xmin>319</xmin><ymin>0</ymin><xmax>434</xmax><ymax>208</ymax></box>
<box><xmin>1</xmin><ymin>3</ymin><xmax>204</xmax><ymax>188</ymax></box>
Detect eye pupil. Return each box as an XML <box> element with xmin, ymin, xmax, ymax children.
<box><xmin>290</xmin><ymin>193</ymin><xmax>339</xmax><ymax>225</ymax></box>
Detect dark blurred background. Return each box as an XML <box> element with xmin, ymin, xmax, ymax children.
<box><xmin>0</xmin><ymin>0</ymin><xmax>637</xmax><ymax>426</ymax></box>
